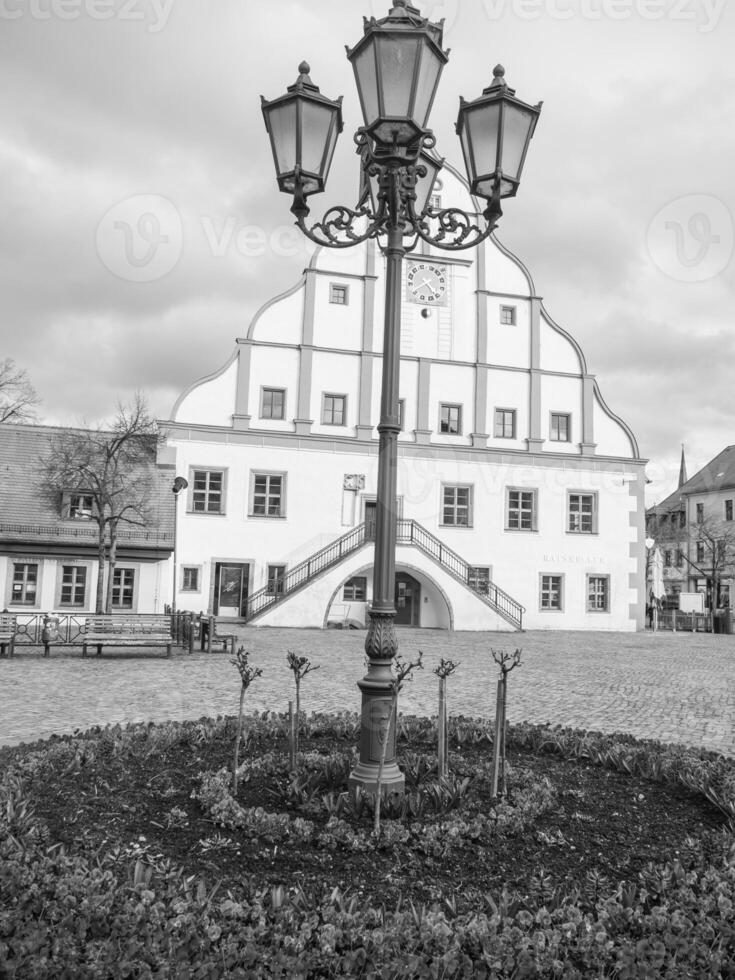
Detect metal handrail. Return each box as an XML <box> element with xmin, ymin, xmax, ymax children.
<box><xmin>396</xmin><ymin>520</ymin><xmax>524</xmax><ymax>630</ymax></box>
<box><xmin>245</xmin><ymin>523</ymin><xmax>370</xmax><ymax>619</ymax></box>
<box><xmin>244</xmin><ymin>518</ymin><xmax>524</xmax><ymax>630</ymax></box>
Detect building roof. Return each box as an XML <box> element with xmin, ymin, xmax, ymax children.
<box><xmin>648</xmin><ymin>445</ymin><xmax>735</xmax><ymax>517</ymax></box>
<box><xmin>0</xmin><ymin>423</ymin><xmax>174</xmax><ymax>551</ymax></box>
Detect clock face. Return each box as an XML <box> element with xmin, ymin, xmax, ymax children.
<box><xmin>406</xmin><ymin>262</ymin><xmax>448</xmax><ymax>306</ymax></box>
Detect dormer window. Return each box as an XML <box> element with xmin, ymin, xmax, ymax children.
<box><xmin>65</xmin><ymin>492</ymin><xmax>94</xmax><ymax>520</ymax></box>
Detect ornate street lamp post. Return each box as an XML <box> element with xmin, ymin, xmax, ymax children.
<box><xmin>262</xmin><ymin>0</ymin><xmax>541</xmax><ymax>797</ymax></box>
<box><xmin>171</xmin><ymin>476</ymin><xmax>188</xmax><ymax>616</ymax></box>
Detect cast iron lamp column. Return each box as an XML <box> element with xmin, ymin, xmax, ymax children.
<box><xmin>261</xmin><ymin>0</ymin><xmax>541</xmax><ymax>797</ymax></box>
<box><xmin>171</xmin><ymin>476</ymin><xmax>188</xmax><ymax>616</ymax></box>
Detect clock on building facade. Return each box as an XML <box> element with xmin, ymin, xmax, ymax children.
<box><xmin>406</xmin><ymin>262</ymin><xmax>448</xmax><ymax>306</ymax></box>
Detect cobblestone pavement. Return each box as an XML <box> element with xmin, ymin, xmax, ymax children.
<box><xmin>2</xmin><ymin>629</ymin><xmax>735</xmax><ymax>756</ymax></box>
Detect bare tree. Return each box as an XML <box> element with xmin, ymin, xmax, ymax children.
<box><xmin>42</xmin><ymin>395</ymin><xmax>162</xmax><ymax>612</ymax></box>
<box><xmin>0</xmin><ymin>359</ymin><xmax>41</xmax><ymax>423</ymax></box>
<box><xmin>689</xmin><ymin>517</ymin><xmax>735</xmax><ymax>629</ymax></box>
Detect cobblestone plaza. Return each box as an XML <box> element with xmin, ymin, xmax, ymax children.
<box><xmin>2</xmin><ymin>629</ymin><xmax>734</xmax><ymax>756</ymax></box>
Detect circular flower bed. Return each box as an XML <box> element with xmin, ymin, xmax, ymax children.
<box><xmin>0</xmin><ymin>713</ymin><xmax>733</xmax><ymax>978</ymax></box>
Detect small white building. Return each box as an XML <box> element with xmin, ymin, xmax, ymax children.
<box><xmin>163</xmin><ymin>167</ymin><xmax>646</xmax><ymax>632</ymax></box>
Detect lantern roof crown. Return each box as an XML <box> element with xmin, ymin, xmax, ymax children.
<box><xmin>348</xmin><ymin>0</ymin><xmax>449</xmax><ymax>58</ymax></box>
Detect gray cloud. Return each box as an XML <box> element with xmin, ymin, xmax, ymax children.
<box><xmin>0</xmin><ymin>0</ymin><xmax>732</xmax><ymax>506</ymax></box>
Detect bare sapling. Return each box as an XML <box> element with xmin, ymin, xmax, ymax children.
<box><xmin>434</xmin><ymin>658</ymin><xmax>460</xmax><ymax>779</ymax></box>
<box><xmin>374</xmin><ymin>650</ymin><xmax>424</xmax><ymax>836</ymax></box>
<box><xmin>490</xmin><ymin>648</ymin><xmax>523</xmax><ymax>799</ymax></box>
<box><xmin>230</xmin><ymin>648</ymin><xmax>263</xmax><ymax>796</ymax></box>
<box><xmin>286</xmin><ymin>651</ymin><xmax>321</xmax><ymax>768</ymax></box>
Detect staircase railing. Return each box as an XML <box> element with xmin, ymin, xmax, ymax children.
<box><xmin>396</xmin><ymin>520</ymin><xmax>524</xmax><ymax>630</ymax></box>
<box><xmin>243</xmin><ymin>519</ymin><xmax>524</xmax><ymax>630</ymax></box>
<box><xmin>245</xmin><ymin>523</ymin><xmax>370</xmax><ymax>620</ymax></box>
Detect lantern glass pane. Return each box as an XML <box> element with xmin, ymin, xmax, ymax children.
<box><xmin>413</xmin><ymin>44</ymin><xmax>443</xmax><ymax>128</ymax></box>
<box><xmin>466</xmin><ymin>102</ymin><xmax>501</xmax><ymax>182</ymax></box>
<box><xmin>414</xmin><ymin>157</ymin><xmax>441</xmax><ymax>214</ymax></box>
<box><xmin>378</xmin><ymin>36</ymin><xmax>420</xmax><ymax>118</ymax></box>
<box><xmin>353</xmin><ymin>45</ymin><xmax>379</xmax><ymax>128</ymax></box>
<box><xmin>501</xmin><ymin>104</ymin><xmax>535</xmax><ymax>181</ymax></box>
<box><xmin>265</xmin><ymin>101</ymin><xmax>298</xmax><ymax>177</ymax></box>
<box><xmin>300</xmin><ymin>100</ymin><xmax>335</xmax><ymax>178</ymax></box>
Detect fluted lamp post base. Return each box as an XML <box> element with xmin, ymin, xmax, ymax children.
<box><xmin>348</xmin><ymin>610</ymin><xmax>405</xmax><ymax>798</ymax></box>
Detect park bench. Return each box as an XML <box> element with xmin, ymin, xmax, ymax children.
<box><xmin>0</xmin><ymin>614</ymin><xmax>17</xmax><ymax>657</ymax></box>
<box><xmin>82</xmin><ymin>614</ymin><xmax>173</xmax><ymax>658</ymax></box>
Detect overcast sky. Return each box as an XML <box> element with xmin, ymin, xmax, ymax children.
<box><xmin>1</xmin><ymin>0</ymin><xmax>733</xmax><ymax>504</ymax></box>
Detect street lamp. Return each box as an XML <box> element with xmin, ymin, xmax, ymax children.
<box><xmin>171</xmin><ymin>476</ymin><xmax>188</xmax><ymax>616</ymax></box>
<box><xmin>262</xmin><ymin>0</ymin><xmax>541</xmax><ymax>797</ymax></box>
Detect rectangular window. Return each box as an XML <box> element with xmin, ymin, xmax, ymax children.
<box><xmin>676</xmin><ymin>549</ymin><xmax>684</xmax><ymax>568</ymax></box>
<box><xmin>261</xmin><ymin>388</ymin><xmax>285</xmax><ymax>420</ymax></box>
<box><xmin>664</xmin><ymin>550</ymin><xmax>672</xmax><ymax>567</ymax></box>
<box><xmin>182</xmin><ymin>567</ymin><xmax>200</xmax><ymax>592</ymax></box>
<box><xmin>550</xmin><ymin>413</ymin><xmax>571</xmax><ymax>442</ymax></box>
<box><xmin>68</xmin><ymin>493</ymin><xmax>94</xmax><ymax>520</ymax></box>
<box><xmin>191</xmin><ymin>470</ymin><xmax>224</xmax><ymax>514</ymax></box>
<box><xmin>500</xmin><ymin>305</ymin><xmax>516</xmax><ymax>325</ymax></box>
<box><xmin>429</xmin><ymin>193</ymin><xmax>442</xmax><ymax>210</ymax></box>
<box><xmin>696</xmin><ymin>503</ymin><xmax>704</xmax><ymax>523</ymax></box>
<box><xmin>60</xmin><ymin>565</ymin><xmax>86</xmax><ymax>607</ymax></box>
<box><xmin>568</xmin><ymin>493</ymin><xmax>597</xmax><ymax>534</ymax></box>
<box><xmin>343</xmin><ymin>576</ymin><xmax>367</xmax><ymax>601</ymax></box>
<box><xmin>468</xmin><ymin>567</ymin><xmax>490</xmax><ymax>594</ymax></box>
<box><xmin>322</xmin><ymin>394</ymin><xmax>346</xmax><ymax>426</ymax></box>
<box><xmin>267</xmin><ymin>564</ymin><xmax>286</xmax><ymax>596</ymax></box>
<box><xmin>112</xmin><ymin>568</ymin><xmax>135</xmax><ymax>609</ymax></box>
<box><xmin>329</xmin><ymin>284</ymin><xmax>349</xmax><ymax>305</ymax></box>
<box><xmin>726</xmin><ymin>500</ymin><xmax>733</xmax><ymax>522</ymax></box>
<box><xmin>587</xmin><ymin>575</ymin><xmax>610</xmax><ymax>612</ymax></box>
<box><xmin>439</xmin><ymin>403</ymin><xmax>462</xmax><ymax>435</ymax></box>
<box><xmin>442</xmin><ymin>485</ymin><xmax>472</xmax><ymax>527</ymax></box>
<box><xmin>540</xmin><ymin>575</ymin><xmax>563</xmax><ymax>611</ymax></box>
<box><xmin>696</xmin><ymin>541</ymin><xmax>705</xmax><ymax>563</ymax></box>
<box><xmin>12</xmin><ymin>563</ymin><xmax>38</xmax><ymax>605</ymax></box>
<box><xmin>506</xmin><ymin>489</ymin><xmax>537</xmax><ymax>531</ymax></box>
<box><xmin>494</xmin><ymin>408</ymin><xmax>516</xmax><ymax>439</ymax></box>
<box><xmin>251</xmin><ymin>473</ymin><xmax>285</xmax><ymax>518</ymax></box>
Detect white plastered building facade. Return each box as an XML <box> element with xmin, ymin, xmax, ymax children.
<box><xmin>163</xmin><ymin>167</ymin><xmax>646</xmax><ymax>632</ymax></box>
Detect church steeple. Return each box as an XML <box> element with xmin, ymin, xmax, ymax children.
<box><xmin>678</xmin><ymin>444</ymin><xmax>688</xmax><ymax>488</ymax></box>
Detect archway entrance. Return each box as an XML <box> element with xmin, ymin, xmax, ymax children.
<box><xmin>395</xmin><ymin>572</ymin><xmax>421</xmax><ymax>627</ymax></box>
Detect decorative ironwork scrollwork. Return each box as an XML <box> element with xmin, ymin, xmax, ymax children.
<box><xmin>289</xmin><ymin>148</ymin><xmax>503</xmax><ymax>252</ymax></box>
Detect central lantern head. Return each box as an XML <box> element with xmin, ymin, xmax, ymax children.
<box><xmin>347</xmin><ymin>0</ymin><xmax>449</xmax><ymax>153</ymax></box>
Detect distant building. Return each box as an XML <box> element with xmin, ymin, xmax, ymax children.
<box><xmin>647</xmin><ymin>445</ymin><xmax>735</xmax><ymax>609</ymax></box>
<box><xmin>0</xmin><ymin>424</ymin><xmax>173</xmax><ymax>615</ymax></box>
<box><xmin>163</xmin><ymin>166</ymin><xmax>646</xmax><ymax>631</ymax></box>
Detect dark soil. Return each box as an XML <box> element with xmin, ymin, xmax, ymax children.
<box><xmin>20</xmin><ymin>724</ymin><xmax>724</xmax><ymax>914</ymax></box>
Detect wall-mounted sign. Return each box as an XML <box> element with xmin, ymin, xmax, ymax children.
<box><xmin>543</xmin><ymin>554</ymin><xmax>606</xmax><ymax>565</ymax></box>
<box><xmin>344</xmin><ymin>475</ymin><xmax>366</xmax><ymax>491</ymax></box>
